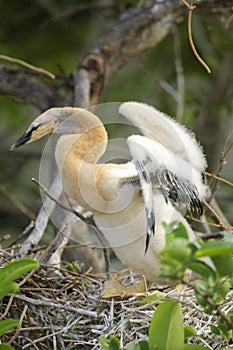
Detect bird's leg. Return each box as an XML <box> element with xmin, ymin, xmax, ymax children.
<box><xmin>68</xmin><ymin>210</ymin><xmax>111</xmax><ymax>280</ymax></box>
<box><xmin>135</xmin><ymin>160</ymin><xmax>155</xmax><ymax>253</ymax></box>
<box><xmin>103</xmin><ymin>248</ymin><xmax>110</xmax><ymax>280</ymax></box>
<box><xmin>87</xmin><ymin>219</ymin><xmax>111</xmax><ymax>280</ymax></box>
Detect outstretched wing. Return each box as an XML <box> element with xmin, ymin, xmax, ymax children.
<box><xmin>119</xmin><ymin>102</ymin><xmax>207</xmax><ymax>174</ymax></box>
<box><xmin>118</xmin><ymin>102</ymin><xmax>207</xmax><ymax>251</ymax></box>
<box><xmin>127</xmin><ymin>134</ymin><xmax>205</xmax><ymax>209</ymax></box>
<box><xmin>126</xmin><ymin>134</ymin><xmax>205</xmax><ymax>251</ymax></box>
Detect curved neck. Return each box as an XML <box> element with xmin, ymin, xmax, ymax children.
<box><xmin>55</xmin><ymin>126</ymin><xmax>107</xmax><ymax>168</ymax></box>
<box><xmin>55</xmin><ymin>113</ymin><xmax>108</xmax><ymax>170</ymax></box>
<box><xmin>54</xmin><ymin>114</ymin><xmax>108</xmax><ymax>208</ymax></box>
<box><xmin>54</xmin><ymin>111</ymin><xmax>137</xmax><ymax>214</ymax></box>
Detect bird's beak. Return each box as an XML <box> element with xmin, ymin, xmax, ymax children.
<box><xmin>10</xmin><ymin>120</ymin><xmax>54</xmax><ymax>151</ymax></box>
<box><xmin>10</xmin><ymin>128</ymin><xmax>35</xmax><ymax>151</ymax></box>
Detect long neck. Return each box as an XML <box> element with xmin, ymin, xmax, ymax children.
<box><xmin>56</xmin><ymin>125</ymin><xmax>107</xmax><ymax>167</ymax></box>
<box><xmin>55</xmin><ymin>117</ymin><xmax>108</xmax><ymax>209</ymax></box>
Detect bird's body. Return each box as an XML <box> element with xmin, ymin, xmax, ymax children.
<box><xmin>11</xmin><ymin>102</ymin><xmax>207</xmax><ymax>281</ymax></box>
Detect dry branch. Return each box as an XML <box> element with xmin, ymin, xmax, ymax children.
<box><xmin>0</xmin><ymin>64</ymin><xmax>61</xmax><ymax>110</ymax></box>
<box><xmin>77</xmin><ymin>1</ymin><xmax>181</xmax><ymax>105</ymax></box>
<box><xmin>0</xmin><ymin>55</ymin><xmax>55</xmax><ymax>79</ymax></box>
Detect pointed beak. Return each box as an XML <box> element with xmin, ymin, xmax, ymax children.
<box><xmin>10</xmin><ymin>129</ymin><xmax>33</xmax><ymax>151</ymax></box>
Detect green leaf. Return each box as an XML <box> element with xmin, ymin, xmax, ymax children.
<box><xmin>159</xmin><ymin>257</ymin><xmax>180</xmax><ymax>271</ymax></box>
<box><xmin>0</xmin><ymin>281</ymin><xmax>18</xmax><ymax>299</ymax></box>
<box><xmin>164</xmin><ymin>239</ymin><xmax>191</xmax><ymax>261</ymax></box>
<box><xmin>171</xmin><ymin>223</ymin><xmax>189</xmax><ymax>239</ymax></box>
<box><xmin>0</xmin><ymin>344</ymin><xmax>15</xmax><ymax>350</ymax></box>
<box><xmin>188</xmin><ymin>260</ymin><xmax>216</xmax><ymax>281</ymax></box>
<box><xmin>149</xmin><ymin>300</ymin><xmax>184</xmax><ymax>350</ymax></box>
<box><xmin>215</xmin><ymin>280</ymin><xmax>231</xmax><ymax>300</ymax></box>
<box><xmin>0</xmin><ymin>258</ymin><xmax>38</xmax><ymax>285</ymax></box>
<box><xmin>99</xmin><ymin>335</ymin><xmax>120</xmax><ymax>350</ymax></box>
<box><xmin>157</xmin><ymin>266</ymin><xmax>178</xmax><ymax>281</ymax></box>
<box><xmin>182</xmin><ymin>345</ymin><xmax>209</xmax><ymax>349</ymax></box>
<box><xmin>212</xmin><ymin>255</ymin><xmax>233</xmax><ymax>277</ymax></box>
<box><xmin>222</xmin><ymin>231</ymin><xmax>233</xmax><ymax>241</ymax></box>
<box><xmin>99</xmin><ymin>335</ymin><xmax>110</xmax><ymax>350</ymax></box>
<box><xmin>210</xmin><ymin>324</ymin><xmax>220</xmax><ymax>335</ymax></box>
<box><xmin>141</xmin><ymin>293</ymin><xmax>165</xmax><ymax>304</ymax></box>
<box><xmin>126</xmin><ymin>340</ymin><xmax>149</xmax><ymax>350</ymax></box>
<box><xmin>108</xmin><ymin>336</ymin><xmax>120</xmax><ymax>350</ymax></box>
<box><xmin>184</xmin><ymin>325</ymin><xmax>196</xmax><ymax>340</ymax></box>
<box><xmin>194</xmin><ymin>280</ymin><xmax>208</xmax><ymax>294</ymax></box>
<box><xmin>195</xmin><ymin>240</ymin><xmax>233</xmax><ymax>258</ymax></box>
<box><xmin>194</xmin><ymin>280</ymin><xmax>208</xmax><ymax>307</ymax></box>
<box><xmin>0</xmin><ymin>319</ymin><xmax>19</xmax><ymax>336</ymax></box>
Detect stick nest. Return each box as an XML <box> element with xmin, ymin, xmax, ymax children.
<box><xmin>1</xmin><ymin>260</ymin><xmax>232</xmax><ymax>350</ymax></box>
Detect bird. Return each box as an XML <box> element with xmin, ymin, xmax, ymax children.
<box><xmin>10</xmin><ymin>102</ymin><xmax>207</xmax><ymax>281</ymax></box>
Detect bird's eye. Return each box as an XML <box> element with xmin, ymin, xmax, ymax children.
<box><xmin>30</xmin><ymin>124</ymin><xmax>40</xmax><ymax>132</ymax></box>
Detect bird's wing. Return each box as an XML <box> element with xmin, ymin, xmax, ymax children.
<box><xmin>127</xmin><ymin>134</ymin><xmax>204</xmax><ymax>213</ymax></box>
<box><xmin>119</xmin><ymin>102</ymin><xmax>207</xmax><ymax>173</ymax></box>
<box><xmin>134</xmin><ymin>159</ymin><xmax>155</xmax><ymax>252</ymax></box>
<box><xmin>125</xmin><ymin>134</ymin><xmax>205</xmax><ymax>251</ymax></box>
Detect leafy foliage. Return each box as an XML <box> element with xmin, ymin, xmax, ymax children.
<box><xmin>100</xmin><ymin>223</ymin><xmax>233</xmax><ymax>349</ymax></box>
<box><xmin>159</xmin><ymin>223</ymin><xmax>233</xmax><ymax>340</ymax></box>
<box><xmin>99</xmin><ymin>300</ymin><xmax>214</xmax><ymax>350</ymax></box>
<box><xmin>0</xmin><ymin>258</ymin><xmax>38</xmax><ymax>348</ymax></box>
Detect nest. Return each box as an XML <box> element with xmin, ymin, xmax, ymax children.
<box><xmin>1</xmin><ymin>260</ymin><xmax>232</xmax><ymax>350</ymax></box>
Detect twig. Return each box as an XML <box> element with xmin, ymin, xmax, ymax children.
<box><xmin>0</xmin><ymin>64</ymin><xmax>61</xmax><ymax>109</ymax></box>
<box><xmin>32</xmin><ymin>177</ymin><xmax>87</xmax><ymax>223</ymax></box>
<box><xmin>195</xmin><ymin>231</ymin><xmax>224</xmax><ymax>239</ymax></box>
<box><xmin>39</xmin><ymin>225</ymin><xmax>69</xmax><ymax>265</ymax></box>
<box><xmin>22</xmin><ymin>329</ymin><xmax>66</xmax><ymax>349</ymax></box>
<box><xmin>22</xmin><ymin>315</ymin><xmax>84</xmax><ymax>349</ymax></box>
<box><xmin>0</xmin><ymin>54</ymin><xmax>55</xmax><ymax>79</ymax></box>
<box><xmin>0</xmin><ymin>234</ymin><xmax>11</xmax><ymax>244</ymax></box>
<box><xmin>14</xmin><ymin>294</ymin><xmax>98</xmax><ymax>317</ymax></box>
<box><xmin>0</xmin><ymin>294</ymin><xmax>14</xmax><ymax>321</ymax></box>
<box><xmin>18</xmin><ymin>225</ymin><xmax>71</xmax><ymax>287</ymax></box>
<box><xmin>0</xmin><ymin>184</ymin><xmax>36</xmax><ymax>220</ymax></box>
<box><xmin>8</xmin><ymin>305</ymin><xmax>28</xmax><ymax>345</ymax></box>
<box><xmin>205</xmin><ymin>172</ymin><xmax>233</xmax><ymax>188</ymax></box>
<box><xmin>9</xmin><ymin>221</ymin><xmax>35</xmax><ymax>247</ymax></box>
<box><xmin>202</xmin><ymin>199</ymin><xmax>229</xmax><ymax>230</ymax></box>
<box><xmin>208</xmin><ymin>197</ymin><xmax>231</xmax><ymax>229</ymax></box>
<box><xmin>222</xmin><ymin>130</ymin><xmax>233</xmax><ymax>157</ymax></box>
<box><xmin>188</xmin><ymin>214</ymin><xmax>233</xmax><ymax>231</ymax></box>
<box><xmin>208</xmin><ymin>131</ymin><xmax>233</xmax><ymax>203</ymax></box>
<box><xmin>181</xmin><ymin>0</ymin><xmax>211</xmax><ymax>74</ymax></box>
<box><xmin>172</xmin><ymin>25</ymin><xmax>185</xmax><ymax>121</ymax></box>
<box><xmin>193</xmin><ymin>286</ymin><xmax>233</xmax><ymax>331</ymax></box>
<box><xmin>23</xmin><ymin>338</ymin><xmax>40</xmax><ymax>350</ymax></box>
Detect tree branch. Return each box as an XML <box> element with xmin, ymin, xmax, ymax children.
<box><xmin>74</xmin><ymin>0</ymin><xmax>232</xmax><ymax>105</ymax></box>
<box><xmin>76</xmin><ymin>1</ymin><xmax>181</xmax><ymax>105</ymax></box>
<box><xmin>0</xmin><ymin>64</ymin><xmax>62</xmax><ymax>110</ymax></box>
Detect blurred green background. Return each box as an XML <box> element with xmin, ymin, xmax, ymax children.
<box><xmin>0</xmin><ymin>0</ymin><xmax>232</xmax><ymax>245</ymax></box>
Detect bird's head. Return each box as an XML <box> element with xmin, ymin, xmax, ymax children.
<box><xmin>10</xmin><ymin>107</ymin><xmax>83</xmax><ymax>151</ymax></box>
